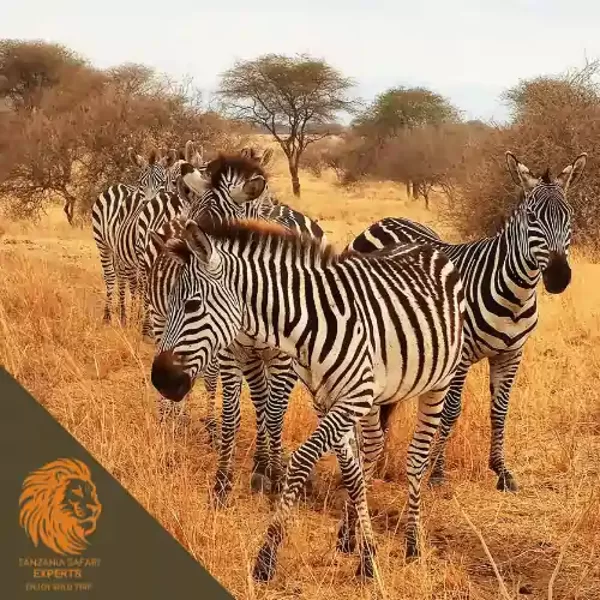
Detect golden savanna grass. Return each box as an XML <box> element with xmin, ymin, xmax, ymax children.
<box><xmin>1</xmin><ymin>149</ymin><xmax>599</xmax><ymax>599</ymax></box>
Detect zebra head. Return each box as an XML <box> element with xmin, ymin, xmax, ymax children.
<box><xmin>505</xmin><ymin>151</ymin><xmax>587</xmax><ymax>294</ymax></box>
<box><xmin>128</xmin><ymin>147</ymin><xmax>168</xmax><ymax>199</ymax></box>
<box><xmin>149</xmin><ymin>218</ymin><xmax>242</xmax><ymax>402</ymax></box>
<box><xmin>178</xmin><ymin>148</ymin><xmax>274</xmax><ymax>221</ymax></box>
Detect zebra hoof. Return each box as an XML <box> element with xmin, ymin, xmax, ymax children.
<box><xmin>336</xmin><ymin>525</ymin><xmax>356</xmax><ymax>554</ymax></box>
<box><xmin>252</xmin><ymin>545</ymin><xmax>277</xmax><ymax>583</ymax></box>
<box><xmin>405</xmin><ymin>536</ymin><xmax>420</xmax><ymax>562</ymax></box>
<box><xmin>496</xmin><ymin>472</ymin><xmax>519</xmax><ymax>493</ymax></box>
<box><xmin>250</xmin><ymin>472</ymin><xmax>271</xmax><ymax>495</ymax></box>
<box><xmin>428</xmin><ymin>473</ymin><xmax>446</xmax><ymax>488</ymax></box>
<box><xmin>356</xmin><ymin>549</ymin><xmax>375</xmax><ymax>580</ymax></box>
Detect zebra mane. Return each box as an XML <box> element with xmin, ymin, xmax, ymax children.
<box><xmin>191</xmin><ymin>216</ymin><xmax>354</xmax><ymax>266</ymax></box>
<box><xmin>205</xmin><ymin>154</ymin><xmax>268</xmax><ymax>189</ymax></box>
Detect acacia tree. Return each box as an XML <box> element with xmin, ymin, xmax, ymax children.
<box><xmin>353</xmin><ymin>86</ymin><xmax>460</xmax><ymax>138</ymax></box>
<box><xmin>217</xmin><ymin>53</ymin><xmax>358</xmax><ymax>196</ymax></box>
<box><xmin>0</xmin><ymin>39</ymin><xmax>90</xmax><ymax>112</ymax></box>
<box><xmin>349</xmin><ymin>86</ymin><xmax>461</xmax><ymax>198</ymax></box>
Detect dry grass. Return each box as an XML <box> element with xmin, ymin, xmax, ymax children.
<box><xmin>1</xmin><ymin>149</ymin><xmax>599</xmax><ymax>599</ymax></box>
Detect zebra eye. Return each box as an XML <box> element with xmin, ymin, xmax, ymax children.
<box><xmin>184</xmin><ymin>299</ymin><xmax>202</xmax><ymax>313</ymax></box>
<box><xmin>526</xmin><ymin>210</ymin><xmax>536</xmax><ymax>223</ymax></box>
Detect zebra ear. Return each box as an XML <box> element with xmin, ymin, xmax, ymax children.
<box><xmin>181</xmin><ymin>163</ymin><xmax>209</xmax><ymax>195</ymax></box>
<box><xmin>149</xmin><ymin>230</ymin><xmax>167</xmax><ymax>253</ymax></box>
<box><xmin>166</xmin><ymin>149</ymin><xmax>178</xmax><ymax>168</ymax></box>
<box><xmin>505</xmin><ymin>151</ymin><xmax>538</xmax><ymax>191</ymax></box>
<box><xmin>260</xmin><ymin>148</ymin><xmax>274</xmax><ymax>167</ymax></box>
<box><xmin>242</xmin><ymin>174</ymin><xmax>266</xmax><ymax>201</ymax></box>
<box><xmin>184</xmin><ymin>221</ymin><xmax>213</xmax><ymax>264</ymax></box>
<box><xmin>194</xmin><ymin>144</ymin><xmax>205</xmax><ymax>167</ymax></box>
<box><xmin>556</xmin><ymin>153</ymin><xmax>588</xmax><ymax>192</ymax></box>
<box><xmin>129</xmin><ymin>148</ymin><xmax>145</xmax><ymax>168</ymax></box>
<box><xmin>184</xmin><ymin>140</ymin><xmax>195</xmax><ymax>163</ymax></box>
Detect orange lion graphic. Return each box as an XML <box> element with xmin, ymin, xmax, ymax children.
<box><xmin>18</xmin><ymin>458</ymin><xmax>102</xmax><ymax>556</ymax></box>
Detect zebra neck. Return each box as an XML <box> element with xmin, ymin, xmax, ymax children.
<box><xmin>495</xmin><ymin>214</ymin><xmax>541</xmax><ymax>304</ymax></box>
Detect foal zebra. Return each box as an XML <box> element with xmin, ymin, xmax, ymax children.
<box><xmin>348</xmin><ymin>151</ymin><xmax>587</xmax><ymax>492</ymax></box>
<box><xmin>147</xmin><ymin>151</ymin><xmax>326</xmax><ymax>502</ymax></box>
<box><xmin>150</xmin><ymin>217</ymin><xmax>466</xmax><ymax>581</ymax></box>
<box><xmin>92</xmin><ymin>147</ymin><xmax>175</xmax><ymax>324</ymax></box>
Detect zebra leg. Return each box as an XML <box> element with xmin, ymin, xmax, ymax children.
<box><xmin>405</xmin><ymin>387</ymin><xmax>446</xmax><ymax>560</ymax></box>
<box><xmin>265</xmin><ymin>353</ymin><xmax>297</xmax><ymax>496</ymax></box>
<box><xmin>201</xmin><ymin>357</ymin><xmax>220</xmax><ymax>449</ymax></box>
<box><xmin>98</xmin><ymin>244</ymin><xmax>116</xmax><ymax>323</ymax></box>
<box><xmin>427</xmin><ymin>362</ymin><xmax>470</xmax><ymax>487</ymax></box>
<box><xmin>333</xmin><ymin>435</ymin><xmax>377</xmax><ymax>580</ymax></box>
<box><xmin>213</xmin><ymin>356</ymin><xmax>243</xmax><ymax>507</ymax></box>
<box><xmin>253</xmin><ymin>405</ymin><xmax>368</xmax><ymax>583</ymax></box>
<box><xmin>488</xmin><ymin>350</ymin><xmax>522</xmax><ymax>493</ymax></box>
<box><xmin>128</xmin><ymin>274</ymin><xmax>140</xmax><ymax>324</ymax></box>
<box><xmin>116</xmin><ymin>266</ymin><xmax>128</xmax><ymax>326</ymax></box>
<box><xmin>337</xmin><ymin>406</ymin><xmax>383</xmax><ymax>554</ymax></box>
<box><xmin>242</xmin><ymin>358</ymin><xmax>271</xmax><ymax>494</ymax></box>
<box><xmin>138</xmin><ymin>270</ymin><xmax>154</xmax><ymax>340</ymax></box>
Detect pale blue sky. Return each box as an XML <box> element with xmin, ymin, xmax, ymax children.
<box><xmin>2</xmin><ymin>0</ymin><xmax>599</xmax><ymax>123</ymax></box>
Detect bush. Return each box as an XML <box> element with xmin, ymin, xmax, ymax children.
<box><xmin>0</xmin><ymin>40</ymin><xmax>250</xmax><ymax>224</ymax></box>
<box><xmin>449</xmin><ymin>61</ymin><xmax>600</xmax><ymax>247</ymax></box>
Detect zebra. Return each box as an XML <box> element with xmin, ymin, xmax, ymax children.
<box><xmin>149</xmin><ymin>216</ymin><xmax>466</xmax><ymax>581</ymax></box>
<box><xmin>92</xmin><ymin>147</ymin><xmax>174</xmax><ymax>324</ymax></box>
<box><xmin>347</xmin><ymin>150</ymin><xmax>588</xmax><ymax>493</ymax></box>
<box><xmin>137</xmin><ymin>145</ymin><xmax>273</xmax><ymax>441</ymax></box>
<box><xmin>136</xmin><ymin>140</ymin><xmax>209</xmax><ymax>337</ymax></box>
<box><xmin>146</xmin><ymin>150</ymin><xmax>326</xmax><ymax>503</ymax></box>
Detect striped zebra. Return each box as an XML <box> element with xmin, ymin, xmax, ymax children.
<box><xmin>146</xmin><ymin>151</ymin><xmax>326</xmax><ymax>502</ymax></box>
<box><xmin>348</xmin><ymin>151</ymin><xmax>588</xmax><ymax>493</ymax></box>
<box><xmin>136</xmin><ymin>140</ymin><xmax>208</xmax><ymax>337</ymax></box>
<box><xmin>92</xmin><ymin>147</ymin><xmax>175</xmax><ymax>324</ymax></box>
<box><xmin>149</xmin><ymin>216</ymin><xmax>466</xmax><ymax>581</ymax></box>
<box><xmin>138</xmin><ymin>145</ymin><xmax>276</xmax><ymax>443</ymax></box>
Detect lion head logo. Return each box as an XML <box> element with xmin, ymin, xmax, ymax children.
<box><xmin>18</xmin><ymin>458</ymin><xmax>102</xmax><ymax>556</ymax></box>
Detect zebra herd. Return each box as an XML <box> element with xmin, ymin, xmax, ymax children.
<box><xmin>91</xmin><ymin>142</ymin><xmax>587</xmax><ymax>583</ymax></box>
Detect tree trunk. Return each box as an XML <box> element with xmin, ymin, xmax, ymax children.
<box><xmin>423</xmin><ymin>190</ymin><xmax>430</xmax><ymax>210</ymax></box>
<box><xmin>288</xmin><ymin>156</ymin><xmax>301</xmax><ymax>197</ymax></box>
<box><xmin>61</xmin><ymin>191</ymin><xmax>77</xmax><ymax>225</ymax></box>
<box><xmin>412</xmin><ymin>182</ymin><xmax>421</xmax><ymax>200</ymax></box>
<box><xmin>405</xmin><ymin>181</ymin><xmax>411</xmax><ymax>197</ymax></box>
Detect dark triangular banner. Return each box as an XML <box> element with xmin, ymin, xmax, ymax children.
<box><xmin>0</xmin><ymin>367</ymin><xmax>234</xmax><ymax>599</ymax></box>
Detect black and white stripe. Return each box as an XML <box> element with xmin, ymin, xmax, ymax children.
<box><xmin>92</xmin><ymin>147</ymin><xmax>172</xmax><ymax>324</ymax></box>
<box><xmin>150</xmin><ymin>217</ymin><xmax>466</xmax><ymax>581</ymax></box>
<box><xmin>347</xmin><ymin>151</ymin><xmax>587</xmax><ymax>492</ymax></box>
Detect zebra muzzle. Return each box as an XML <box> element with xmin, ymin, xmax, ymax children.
<box><xmin>542</xmin><ymin>252</ymin><xmax>571</xmax><ymax>294</ymax></box>
<box><xmin>151</xmin><ymin>350</ymin><xmax>192</xmax><ymax>402</ymax></box>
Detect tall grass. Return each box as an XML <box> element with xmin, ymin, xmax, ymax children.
<box><xmin>1</xmin><ymin>155</ymin><xmax>598</xmax><ymax>599</ymax></box>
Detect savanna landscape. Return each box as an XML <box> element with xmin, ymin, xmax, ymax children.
<box><xmin>1</xmin><ymin>39</ymin><xmax>600</xmax><ymax>600</ymax></box>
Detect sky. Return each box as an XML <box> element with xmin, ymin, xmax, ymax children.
<box><xmin>3</xmin><ymin>0</ymin><xmax>600</xmax><ymax>124</ymax></box>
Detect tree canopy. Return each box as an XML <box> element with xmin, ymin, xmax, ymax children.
<box><xmin>218</xmin><ymin>53</ymin><xmax>358</xmax><ymax>196</ymax></box>
<box><xmin>352</xmin><ymin>86</ymin><xmax>461</xmax><ymax>139</ymax></box>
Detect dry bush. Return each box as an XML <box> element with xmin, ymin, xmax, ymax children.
<box><xmin>298</xmin><ymin>136</ymin><xmax>345</xmax><ymax>178</ymax></box>
<box><xmin>449</xmin><ymin>62</ymin><xmax>600</xmax><ymax>246</ymax></box>
<box><xmin>320</xmin><ymin>123</ymin><xmax>487</xmax><ymax>206</ymax></box>
<box><xmin>0</xmin><ymin>40</ymin><xmax>250</xmax><ymax>225</ymax></box>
